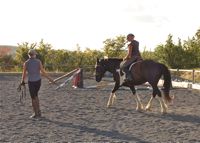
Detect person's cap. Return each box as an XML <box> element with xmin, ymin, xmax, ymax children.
<box><xmin>127</xmin><ymin>33</ymin><xmax>135</xmax><ymax>38</ymax></box>
<box><xmin>28</xmin><ymin>49</ymin><xmax>37</xmax><ymax>55</ymax></box>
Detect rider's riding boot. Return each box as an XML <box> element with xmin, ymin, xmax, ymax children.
<box><xmin>124</xmin><ymin>71</ymin><xmax>133</xmax><ymax>82</ymax></box>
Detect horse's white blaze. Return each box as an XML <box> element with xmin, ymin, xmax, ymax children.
<box><xmin>145</xmin><ymin>96</ymin><xmax>153</xmax><ymax>111</ymax></box>
<box><xmin>107</xmin><ymin>93</ymin><xmax>115</xmax><ymax>107</ymax></box>
<box><xmin>158</xmin><ymin>97</ymin><xmax>168</xmax><ymax>113</ymax></box>
<box><xmin>134</xmin><ymin>94</ymin><xmax>143</xmax><ymax>110</ymax></box>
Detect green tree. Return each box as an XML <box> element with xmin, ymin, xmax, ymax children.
<box><xmin>183</xmin><ymin>36</ymin><xmax>200</xmax><ymax>68</ymax></box>
<box><xmin>103</xmin><ymin>35</ymin><xmax>126</xmax><ymax>58</ymax></box>
<box><xmin>196</xmin><ymin>28</ymin><xmax>200</xmax><ymax>39</ymax></box>
<box><xmin>37</xmin><ymin>39</ymin><xmax>52</xmax><ymax>66</ymax></box>
<box><xmin>15</xmin><ymin>40</ymin><xmax>52</xmax><ymax>70</ymax></box>
<box><xmin>141</xmin><ymin>47</ymin><xmax>158</xmax><ymax>61</ymax></box>
<box><xmin>15</xmin><ymin>42</ymin><xmax>36</xmax><ymax>64</ymax></box>
<box><xmin>82</xmin><ymin>48</ymin><xmax>104</xmax><ymax>69</ymax></box>
<box><xmin>154</xmin><ymin>35</ymin><xmax>185</xmax><ymax>68</ymax></box>
<box><xmin>45</xmin><ymin>49</ymin><xmax>73</xmax><ymax>72</ymax></box>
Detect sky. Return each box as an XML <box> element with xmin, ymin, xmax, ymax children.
<box><xmin>0</xmin><ymin>0</ymin><xmax>200</xmax><ymax>51</ymax></box>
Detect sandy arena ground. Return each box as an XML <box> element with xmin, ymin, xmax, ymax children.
<box><xmin>0</xmin><ymin>75</ymin><xmax>200</xmax><ymax>142</ymax></box>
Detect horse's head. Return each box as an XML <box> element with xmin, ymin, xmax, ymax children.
<box><xmin>95</xmin><ymin>57</ymin><xmax>123</xmax><ymax>82</ymax></box>
<box><xmin>95</xmin><ymin>58</ymin><xmax>107</xmax><ymax>82</ymax></box>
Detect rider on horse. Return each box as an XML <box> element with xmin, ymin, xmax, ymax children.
<box><xmin>121</xmin><ymin>33</ymin><xmax>143</xmax><ymax>82</ymax></box>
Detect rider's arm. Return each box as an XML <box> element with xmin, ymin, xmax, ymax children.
<box><xmin>124</xmin><ymin>44</ymin><xmax>133</xmax><ymax>60</ymax></box>
<box><xmin>39</xmin><ymin>61</ymin><xmax>54</xmax><ymax>83</ymax></box>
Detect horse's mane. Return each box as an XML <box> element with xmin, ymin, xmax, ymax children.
<box><xmin>101</xmin><ymin>57</ymin><xmax>123</xmax><ymax>62</ymax></box>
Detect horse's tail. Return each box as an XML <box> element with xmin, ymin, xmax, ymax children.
<box><xmin>161</xmin><ymin>64</ymin><xmax>173</xmax><ymax>103</ymax></box>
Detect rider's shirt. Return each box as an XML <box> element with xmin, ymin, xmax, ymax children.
<box><xmin>129</xmin><ymin>40</ymin><xmax>142</xmax><ymax>59</ymax></box>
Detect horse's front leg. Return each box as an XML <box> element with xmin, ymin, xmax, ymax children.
<box><xmin>145</xmin><ymin>96</ymin><xmax>153</xmax><ymax>111</ymax></box>
<box><xmin>107</xmin><ymin>93</ymin><xmax>116</xmax><ymax>107</ymax></box>
<box><xmin>130</xmin><ymin>86</ymin><xmax>143</xmax><ymax>111</ymax></box>
<box><xmin>107</xmin><ymin>82</ymin><xmax>120</xmax><ymax>107</ymax></box>
<box><xmin>135</xmin><ymin>93</ymin><xmax>144</xmax><ymax>111</ymax></box>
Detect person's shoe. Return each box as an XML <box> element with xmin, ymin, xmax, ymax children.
<box><xmin>29</xmin><ymin>113</ymin><xmax>37</xmax><ymax>118</ymax></box>
<box><xmin>38</xmin><ymin>110</ymin><xmax>42</xmax><ymax>117</ymax></box>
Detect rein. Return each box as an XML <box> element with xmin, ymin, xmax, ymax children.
<box><xmin>17</xmin><ymin>82</ymin><xmax>27</xmax><ymax>103</ymax></box>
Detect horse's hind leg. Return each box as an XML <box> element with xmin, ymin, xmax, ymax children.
<box><xmin>152</xmin><ymin>86</ymin><xmax>168</xmax><ymax>113</ymax></box>
<box><xmin>145</xmin><ymin>87</ymin><xmax>157</xmax><ymax>112</ymax></box>
<box><xmin>130</xmin><ymin>86</ymin><xmax>143</xmax><ymax>111</ymax></box>
<box><xmin>158</xmin><ymin>96</ymin><xmax>168</xmax><ymax>114</ymax></box>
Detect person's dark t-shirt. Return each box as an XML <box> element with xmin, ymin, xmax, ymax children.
<box><xmin>129</xmin><ymin>40</ymin><xmax>141</xmax><ymax>58</ymax></box>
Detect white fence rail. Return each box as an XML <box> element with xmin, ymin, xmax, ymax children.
<box><xmin>170</xmin><ymin>69</ymin><xmax>200</xmax><ymax>84</ymax></box>
<box><xmin>158</xmin><ymin>80</ymin><xmax>200</xmax><ymax>90</ymax></box>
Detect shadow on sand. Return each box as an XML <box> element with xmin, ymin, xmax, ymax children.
<box><xmin>40</xmin><ymin>117</ymin><xmax>151</xmax><ymax>142</ymax></box>
<box><xmin>144</xmin><ymin>112</ymin><xmax>200</xmax><ymax>124</ymax></box>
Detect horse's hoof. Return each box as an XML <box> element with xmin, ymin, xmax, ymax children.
<box><xmin>107</xmin><ymin>105</ymin><xmax>111</xmax><ymax>108</ymax></box>
<box><xmin>161</xmin><ymin>112</ymin><xmax>167</xmax><ymax>115</ymax></box>
<box><xmin>136</xmin><ymin>108</ymin><xmax>143</xmax><ymax>112</ymax></box>
<box><xmin>145</xmin><ymin>107</ymin><xmax>151</xmax><ymax>111</ymax></box>
<box><xmin>136</xmin><ymin>109</ymin><xmax>143</xmax><ymax>112</ymax></box>
<box><xmin>161</xmin><ymin>110</ymin><xmax>167</xmax><ymax>115</ymax></box>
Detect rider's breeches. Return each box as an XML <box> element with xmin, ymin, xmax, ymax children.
<box><xmin>120</xmin><ymin>57</ymin><xmax>137</xmax><ymax>72</ymax></box>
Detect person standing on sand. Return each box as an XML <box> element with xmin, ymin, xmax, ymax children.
<box><xmin>21</xmin><ymin>49</ymin><xmax>54</xmax><ymax>118</ymax></box>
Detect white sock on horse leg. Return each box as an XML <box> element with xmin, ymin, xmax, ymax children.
<box><xmin>158</xmin><ymin>96</ymin><xmax>167</xmax><ymax>113</ymax></box>
<box><xmin>107</xmin><ymin>93</ymin><xmax>114</xmax><ymax>107</ymax></box>
<box><xmin>145</xmin><ymin>96</ymin><xmax>153</xmax><ymax>110</ymax></box>
<box><xmin>136</xmin><ymin>94</ymin><xmax>143</xmax><ymax>109</ymax></box>
<box><xmin>111</xmin><ymin>93</ymin><xmax>116</xmax><ymax>105</ymax></box>
<box><xmin>134</xmin><ymin>94</ymin><xmax>143</xmax><ymax>110</ymax></box>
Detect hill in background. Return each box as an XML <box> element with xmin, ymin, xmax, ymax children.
<box><xmin>0</xmin><ymin>45</ymin><xmax>17</xmax><ymax>57</ymax></box>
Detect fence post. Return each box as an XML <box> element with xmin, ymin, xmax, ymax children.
<box><xmin>192</xmin><ymin>69</ymin><xmax>195</xmax><ymax>84</ymax></box>
<box><xmin>78</xmin><ymin>68</ymin><xmax>84</xmax><ymax>88</ymax></box>
<box><xmin>73</xmin><ymin>68</ymin><xmax>84</xmax><ymax>88</ymax></box>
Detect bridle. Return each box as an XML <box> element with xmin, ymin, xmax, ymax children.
<box><xmin>95</xmin><ymin>64</ymin><xmax>106</xmax><ymax>77</ymax></box>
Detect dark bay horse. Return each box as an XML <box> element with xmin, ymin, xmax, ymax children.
<box><xmin>95</xmin><ymin>58</ymin><xmax>173</xmax><ymax>113</ymax></box>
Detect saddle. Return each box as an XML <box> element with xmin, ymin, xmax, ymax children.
<box><xmin>128</xmin><ymin>60</ymin><xmax>143</xmax><ymax>71</ymax></box>
<box><xmin>119</xmin><ymin>59</ymin><xmax>143</xmax><ymax>75</ymax></box>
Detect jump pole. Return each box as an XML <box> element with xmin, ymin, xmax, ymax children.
<box><xmin>53</xmin><ymin>68</ymin><xmax>79</xmax><ymax>83</ymax></box>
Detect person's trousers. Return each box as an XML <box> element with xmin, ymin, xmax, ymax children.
<box><xmin>120</xmin><ymin>57</ymin><xmax>137</xmax><ymax>73</ymax></box>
